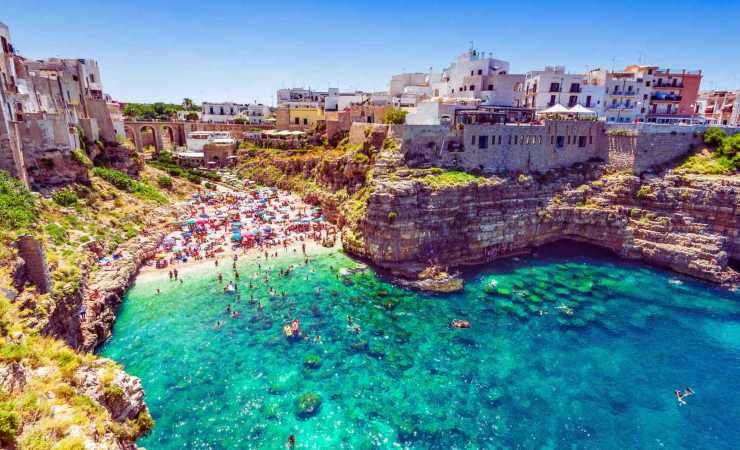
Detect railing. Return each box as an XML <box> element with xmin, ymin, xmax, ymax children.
<box><xmin>651</xmin><ymin>94</ymin><xmax>682</xmax><ymax>102</ymax></box>
<box><xmin>569</xmin><ymin>87</ymin><xmax>582</xmax><ymax>93</ymax></box>
<box><xmin>654</xmin><ymin>82</ymin><xmax>684</xmax><ymax>88</ymax></box>
<box><xmin>608</xmin><ymin>104</ymin><xmax>634</xmax><ymax>110</ymax></box>
<box><xmin>611</xmin><ymin>90</ymin><xmax>635</xmax><ymax>96</ymax></box>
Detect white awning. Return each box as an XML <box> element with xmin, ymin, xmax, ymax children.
<box><xmin>538</xmin><ymin>104</ymin><xmax>571</xmax><ymax>114</ymax></box>
<box><xmin>569</xmin><ymin>105</ymin><xmax>596</xmax><ymax>115</ymax></box>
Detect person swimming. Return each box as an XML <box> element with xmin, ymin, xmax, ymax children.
<box><xmin>675</xmin><ymin>387</ymin><xmax>695</xmax><ymax>405</ymax></box>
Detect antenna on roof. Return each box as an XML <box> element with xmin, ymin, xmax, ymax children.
<box><xmin>469</xmin><ymin>40</ymin><xmax>474</xmax><ymax>52</ymax></box>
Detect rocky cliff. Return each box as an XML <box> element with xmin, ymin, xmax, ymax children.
<box><xmin>351</xmin><ymin>164</ymin><xmax>739</xmax><ymax>287</ymax></box>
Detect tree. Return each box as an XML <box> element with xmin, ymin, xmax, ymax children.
<box><xmin>182</xmin><ymin>98</ymin><xmax>194</xmax><ymax>110</ymax></box>
<box><xmin>185</xmin><ymin>112</ymin><xmax>199</xmax><ymax>121</ymax></box>
<box><xmin>384</xmin><ymin>107</ymin><xmax>408</xmax><ymax>125</ymax></box>
<box><xmin>703</xmin><ymin>127</ymin><xmax>727</xmax><ymax>147</ymax></box>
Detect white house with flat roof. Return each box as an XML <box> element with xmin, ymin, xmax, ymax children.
<box><xmin>201</xmin><ymin>102</ymin><xmax>242</xmax><ymax>123</ymax></box>
<box><xmin>520</xmin><ymin>66</ymin><xmax>605</xmax><ymax>113</ymax></box>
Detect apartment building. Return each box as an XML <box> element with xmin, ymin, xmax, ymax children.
<box><xmin>624</xmin><ymin>65</ymin><xmax>702</xmax><ymax>123</ymax></box>
<box><xmin>699</xmin><ymin>90</ymin><xmax>739</xmax><ymax>126</ymax></box>
<box><xmin>520</xmin><ymin>66</ymin><xmax>604</xmax><ymax>113</ymax></box>
<box><xmin>603</xmin><ymin>71</ymin><xmax>651</xmax><ymax>123</ymax></box>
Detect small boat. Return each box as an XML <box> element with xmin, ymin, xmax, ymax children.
<box><xmin>224</xmin><ymin>283</ymin><xmax>236</xmax><ymax>294</ymax></box>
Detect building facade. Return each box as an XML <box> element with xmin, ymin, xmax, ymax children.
<box><xmin>699</xmin><ymin>90</ymin><xmax>739</xmax><ymax>126</ymax></box>
<box><xmin>0</xmin><ymin>22</ymin><xmax>123</xmax><ymax>187</ymax></box>
<box><xmin>624</xmin><ymin>65</ymin><xmax>702</xmax><ymax>123</ymax></box>
<box><xmin>520</xmin><ymin>66</ymin><xmax>605</xmax><ymax>113</ymax></box>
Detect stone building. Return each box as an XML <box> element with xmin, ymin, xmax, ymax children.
<box><xmin>0</xmin><ymin>22</ymin><xmax>124</xmax><ymax>188</ymax></box>
<box><xmin>403</xmin><ymin>118</ymin><xmax>607</xmax><ymax>174</ymax></box>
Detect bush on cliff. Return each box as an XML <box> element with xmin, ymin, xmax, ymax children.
<box><xmin>52</xmin><ymin>187</ymin><xmax>79</xmax><ymax>207</ymax></box>
<box><xmin>0</xmin><ymin>401</ymin><xmax>20</xmax><ymax>447</ymax></box>
<box><xmin>0</xmin><ymin>170</ymin><xmax>37</xmax><ymax>231</ymax></box>
<box><xmin>92</xmin><ymin>167</ymin><xmax>166</xmax><ymax>203</ymax></box>
<box><xmin>157</xmin><ymin>175</ymin><xmax>173</xmax><ymax>189</ymax></box>
<box><xmin>678</xmin><ymin>130</ymin><xmax>739</xmax><ymax>174</ymax></box>
<box><xmin>703</xmin><ymin>128</ymin><xmax>727</xmax><ymax>148</ymax></box>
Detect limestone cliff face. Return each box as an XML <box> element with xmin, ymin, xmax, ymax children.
<box><xmin>351</xmin><ymin>166</ymin><xmax>739</xmax><ymax>286</ymax></box>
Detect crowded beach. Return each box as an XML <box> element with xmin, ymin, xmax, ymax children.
<box><xmin>137</xmin><ymin>185</ymin><xmax>339</xmax><ymax>282</ymax></box>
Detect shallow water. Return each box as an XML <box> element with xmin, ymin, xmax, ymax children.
<box><xmin>100</xmin><ymin>242</ymin><xmax>740</xmax><ymax>449</ymax></box>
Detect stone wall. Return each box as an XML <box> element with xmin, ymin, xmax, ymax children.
<box><xmin>402</xmin><ymin>120</ymin><xmax>607</xmax><ymax>174</ymax></box>
<box><xmin>16</xmin><ymin>235</ymin><xmax>52</xmax><ymax>294</ymax></box>
<box><xmin>605</xmin><ymin>124</ymin><xmax>740</xmax><ymax>174</ymax></box>
<box><xmin>349</xmin><ymin>123</ymin><xmax>389</xmax><ymax>149</ymax></box>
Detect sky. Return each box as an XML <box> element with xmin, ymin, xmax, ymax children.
<box><xmin>3</xmin><ymin>0</ymin><xmax>740</xmax><ymax>106</ymax></box>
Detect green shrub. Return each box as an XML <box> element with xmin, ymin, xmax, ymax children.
<box><xmin>636</xmin><ymin>185</ymin><xmax>652</xmax><ymax>199</ymax></box>
<box><xmin>0</xmin><ymin>170</ymin><xmax>37</xmax><ymax>230</ymax></box>
<box><xmin>45</xmin><ymin>223</ymin><xmax>67</xmax><ymax>245</ymax></box>
<box><xmin>703</xmin><ymin>127</ymin><xmax>727</xmax><ymax>148</ymax></box>
<box><xmin>71</xmin><ymin>148</ymin><xmax>93</xmax><ymax>168</ymax></box>
<box><xmin>0</xmin><ymin>402</ymin><xmax>19</xmax><ymax>446</ymax></box>
<box><xmin>387</xmin><ymin>211</ymin><xmax>397</xmax><ymax>223</ymax></box>
<box><xmin>92</xmin><ymin>167</ymin><xmax>167</xmax><ymax>203</ymax></box>
<box><xmin>157</xmin><ymin>175</ymin><xmax>173</xmax><ymax>189</ymax></box>
<box><xmin>384</xmin><ymin>107</ymin><xmax>408</xmax><ymax>125</ymax></box>
<box><xmin>52</xmin><ymin>187</ymin><xmax>79</xmax><ymax>206</ymax></box>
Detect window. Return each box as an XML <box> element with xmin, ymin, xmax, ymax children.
<box><xmin>550</xmin><ymin>136</ymin><xmax>554</xmax><ymax>145</ymax></box>
<box><xmin>470</xmin><ymin>70</ymin><xmax>474</xmax><ymax>76</ymax></box>
<box><xmin>556</xmin><ymin>136</ymin><xmax>565</xmax><ymax>148</ymax></box>
<box><xmin>498</xmin><ymin>136</ymin><xmax>502</xmax><ymax>145</ymax></box>
<box><xmin>488</xmin><ymin>84</ymin><xmax>494</xmax><ymax>90</ymax></box>
<box><xmin>294</xmin><ymin>117</ymin><xmax>300</xmax><ymax>125</ymax></box>
<box><xmin>303</xmin><ymin>118</ymin><xmax>308</xmax><ymax>125</ymax></box>
<box><xmin>586</xmin><ymin>95</ymin><xmax>592</xmax><ymax>107</ymax></box>
<box><xmin>477</xmin><ymin>69</ymin><xmax>483</xmax><ymax>75</ymax></box>
<box><xmin>568</xmin><ymin>95</ymin><xmax>578</xmax><ymax>107</ymax></box>
<box><xmin>567</xmin><ymin>135</ymin><xmax>571</xmax><ymax>145</ymax></box>
<box><xmin>589</xmin><ymin>136</ymin><xmax>593</xmax><ymax>145</ymax></box>
<box><xmin>549</xmin><ymin>95</ymin><xmax>556</xmax><ymax>106</ymax></box>
<box><xmin>72</xmin><ymin>75</ymin><xmax>79</xmax><ymax>82</ymax></box>
<box><xmin>578</xmin><ymin>136</ymin><xmax>587</xmax><ymax>148</ymax></box>
<box><xmin>470</xmin><ymin>85</ymin><xmax>475</xmax><ymax>91</ymax></box>
<box><xmin>471</xmin><ymin>135</ymin><xmax>476</xmax><ymax>145</ymax></box>
<box><xmin>210</xmin><ymin>107</ymin><xmax>214</xmax><ymax>114</ymax></box>
<box><xmin>89</xmin><ymin>74</ymin><xmax>95</xmax><ymax>83</ymax></box>
<box><xmin>514</xmin><ymin>135</ymin><xmax>518</xmax><ymax>145</ymax></box>
<box><xmin>549</xmin><ymin>82</ymin><xmax>560</xmax><ymax>92</ymax></box>
<box><xmin>478</xmin><ymin>136</ymin><xmax>488</xmax><ymax>149</ymax></box>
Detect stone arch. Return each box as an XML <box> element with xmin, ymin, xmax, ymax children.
<box><xmin>161</xmin><ymin>125</ymin><xmax>176</xmax><ymax>150</ymax></box>
<box><xmin>138</xmin><ymin>125</ymin><xmax>161</xmax><ymax>157</ymax></box>
<box><xmin>124</xmin><ymin>126</ymin><xmax>140</xmax><ymax>151</ymax></box>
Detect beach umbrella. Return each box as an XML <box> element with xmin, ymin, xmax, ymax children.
<box><xmin>187</xmin><ymin>218</ymin><xmax>197</xmax><ymax>225</ymax></box>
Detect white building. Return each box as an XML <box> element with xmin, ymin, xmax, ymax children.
<box><xmin>520</xmin><ymin>66</ymin><xmax>604</xmax><ymax>113</ymax></box>
<box><xmin>201</xmin><ymin>102</ymin><xmax>242</xmax><ymax>123</ymax></box>
<box><xmin>276</xmin><ymin>88</ymin><xmax>328</xmax><ymax>108</ymax></box>
<box><xmin>185</xmin><ymin>131</ymin><xmax>233</xmax><ymax>152</ymax></box>
<box><xmin>241</xmin><ymin>103</ymin><xmax>271</xmax><ymax>124</ymax></box>
<box><xmin>429</xmin><ymin>49</ymin><xmax>524</xmax><ymax>107</ymax></box>
<box><xmin>603</xmin><ymin>71</ymin><xmax>652</xmax><ymax>123</ymax></box>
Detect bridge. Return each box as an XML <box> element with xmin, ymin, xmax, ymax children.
<box><xmin>123</xmin><ymin>120</ymin><xmax>272</xmax><ymax>153</ymax></box>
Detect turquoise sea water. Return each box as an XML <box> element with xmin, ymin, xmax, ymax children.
<box><xmin>100</xmin><ymin>242</ymin><xmax>740</xmax><ymax>449</ymax></box>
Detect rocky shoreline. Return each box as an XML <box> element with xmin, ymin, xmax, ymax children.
<box><xmin>347</xmin><ymin>163</ymin><xmax>739</xmax><ymax>290</ymax></box>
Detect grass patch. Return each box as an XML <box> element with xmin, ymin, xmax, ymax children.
<box><xmin>417</xmin><ymin>170</ymin><xmax>492</xmax><ymax>189</ymax></box>
<box><xmin>92</xmin><ymin>167</ymin><xmax>167</xmax><ymax>204</ymax></box>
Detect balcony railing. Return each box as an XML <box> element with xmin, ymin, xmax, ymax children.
<box><xmin>611</xmin><ymin>90</ymin><xmax>635</xmax><ymax>96</ymax></box>
<box><xmin>608</xmin><ymin>103</ymin><xmax>634</xmax><ymax>110</ymax></box>
<box><xmin>651</xmin><ymin>94</ymin><xmax>682</xmax><ymax>102</ymax></box>
<box><xmin>569</xmin><ymin>87</ymin><xmax>582</xmax><ymax>93</ymax></box>
<box><xmin>654</xmin><ymin>82</ymin><xmax>684</xmax><ymax>89</ymax></box>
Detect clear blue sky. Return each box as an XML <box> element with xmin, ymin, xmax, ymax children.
<box><xmin>3</xmin><ymin>0</ymin><xmax>740</xmax><ymax>105</ymax></box>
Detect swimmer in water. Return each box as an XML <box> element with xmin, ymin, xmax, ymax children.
<box><xmin>675</xmin><ymin>387</ymin><xmax>695</xmax><ymax>405</ymax></box>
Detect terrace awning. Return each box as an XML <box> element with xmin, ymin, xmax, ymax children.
<box><xmin>569</xmin><ymin>105</ymin><xmax>596</xmax><ymax>115</ymax></box>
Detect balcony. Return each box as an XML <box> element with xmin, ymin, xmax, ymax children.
<box><xmin>607</xmin><ymin>103</ymin><xmax>634</xmax><ymax>110</ymax></box>
<box><xmin>569</xmin><ymin>87</ymin><xmax>582</xmax><ymax>93</ymax></box>
<box><xmin>654</xmin><ymin>82</ymin><xmax>684</xmax><ymax>89</ymax></box>
<box><xmin>651</xmin><ymin>94</ymin><xmax>682</xmax><ymax>102</ymax></box>
<box><xmin>611</xmin><ymin>90</ymin><xmax>635</xmax><ymax>96</ymax></box>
